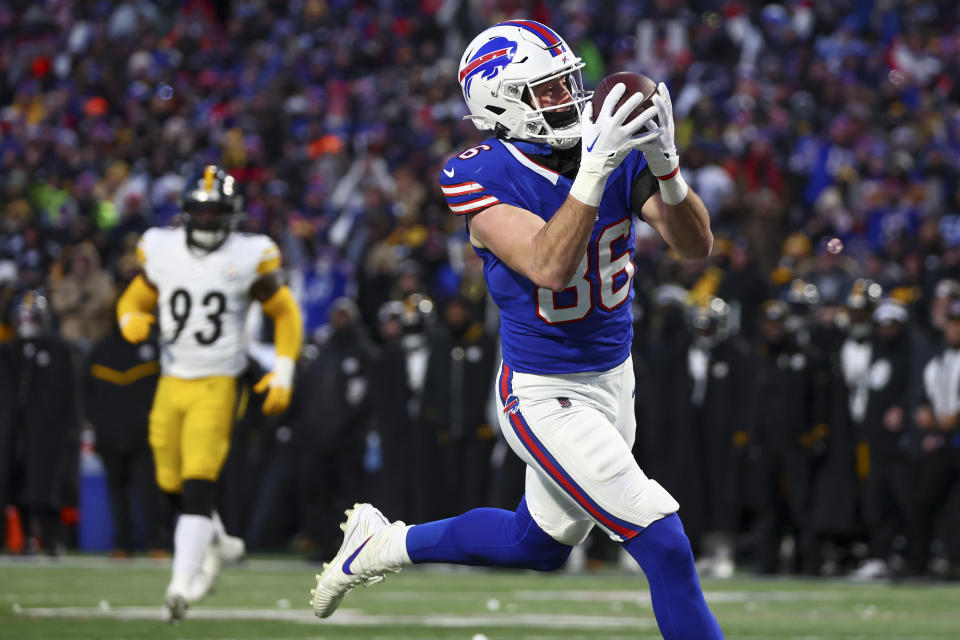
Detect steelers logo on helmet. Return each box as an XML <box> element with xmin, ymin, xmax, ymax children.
<box><xmin>458</xmin><ymin>20</ymin><xmax>589</xmax><ymax>149</ymax></box>
<box><xmin>180</xmin><ymin>164</ymin><xmax>243</xmax><ymax>252</ymax></box>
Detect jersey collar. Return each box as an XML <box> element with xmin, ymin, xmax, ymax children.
<box><xmin>508</xmin><ymin>140</ymin><xmax>554</xmax><ymax>156</ymax></box>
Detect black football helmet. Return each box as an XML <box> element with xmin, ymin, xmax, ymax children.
<box><xmin>16</xmin><ymin>289</ymin><xmax>53</xmax><ymax>339</ymax></box>
<box><xmin>846</xmin><ymin>278</ymin><xmax>882</xmax><ymax>310</ymax></box>
<box><xmin>761</xmin><ymin>299</ymin><xmax>789</xmax><ymax>323</ymax></box>
<box><xmin>844</xmin><ymin>278</ymin><xmax>882</xmax><ymax>339</ymax></box>
<box><xmin>782</xmin><ymin>278</ymin><xmax>820</xmax><ymax>339</ymax></box>
<box><xmin>375</xmin><ymin>295</ymin><xmax>435</xmax><ymax>335</ymax></box>
<box><xmin>179</xmin><ymin>165</ymin><xmax>243</xmax><ymax>251</ymax></box>
<box><xmin>692</xmin><ymin>296</ymin><xmax>730</xmax><ymax>336</ymax></box>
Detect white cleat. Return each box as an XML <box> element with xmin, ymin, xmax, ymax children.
<box><xmin>850</xmin><ymin>558</ymin><xmax>890</xmax><ymax>581</ymax></box>
<box><xmin>189</xmin><ymin>533</ymin><xmax>247</xmax><ymax>602</ymax></box>
<box><xmin>309</xmin><ymin>503</ymin><xmax>405</xmax><ymax>618</ymax></box>
<box><xmin>219</xmin><ymin>533</ymin><xmax>246</xmax><ymax>564</ymax></box>
<box><xmin>164</xmin><ymin>586</ymin><xmax>189</xmax><ymax>624</ymax></box>
<box><xmin>712</xmin><ymin>557</ymin><xmax>735</xmax><ymax>579</ymax></box>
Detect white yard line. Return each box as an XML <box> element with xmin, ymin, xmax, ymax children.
<box><xmin>374</xmin><ymin>588</ymin><xmax>853</xmax><ymax>604</ymax></box>
<box><xmin>510</xmin><ymin>589</ymin><xmax>848</xmax><ymax>603</ymax></box>
<box><xmin>0</xmin><ymin>555</ymin><xmax>310</xmax><ymax>572</ymax></box>
<box><xmin>18</xmin><ymin>606</ymin><xmax>654</xmax><ymax>630</ymax></box>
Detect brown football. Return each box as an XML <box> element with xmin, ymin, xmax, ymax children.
<box><xmin>590</xmin><ymin>72</ymin><xmax>658</xmax><ymax>124</ymax></box>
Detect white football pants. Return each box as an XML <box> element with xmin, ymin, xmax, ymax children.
<box><xmin>496</xmin><ymin>356</ymin><xmax>679</xmax><ymax>545</ymax></box>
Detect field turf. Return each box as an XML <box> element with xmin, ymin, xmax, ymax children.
<box><xmin>2</xmin><ymin>555</ymin><xmax>959</xmax><ymax>639</ymax></box>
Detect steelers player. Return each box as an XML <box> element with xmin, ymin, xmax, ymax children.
<box><xmin>116</xmin><ymin>165</ymin><xmax>302</xmax><ymax>622</ymax></box>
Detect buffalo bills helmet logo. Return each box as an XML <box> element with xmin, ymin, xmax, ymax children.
<box><xmin>460</xmin><ymin>37</ymin><xmax>519</xmax><ymax>98</ymax></box>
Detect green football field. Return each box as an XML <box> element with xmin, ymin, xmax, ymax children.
<box><xmin>2</xmin><ymin>555</ymin><xmax>959</xmax><ymax>639</ymax></box>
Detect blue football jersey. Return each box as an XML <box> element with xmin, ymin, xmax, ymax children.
<box><xmin>440</xmin><ymin>138</ymin><xmax>652</xmax><ymax>374</ymax></box>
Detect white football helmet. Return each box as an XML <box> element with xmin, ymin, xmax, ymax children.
<box><xmin>459</xmin><ymin>20</ymin><xmax>589</xmax><ymax>149</ymax></box>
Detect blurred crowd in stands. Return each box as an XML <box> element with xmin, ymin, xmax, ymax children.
<box><xmin>2</xmin><ymin>0</ymin><xmax>960</xmax><ymax>579</ymax></box>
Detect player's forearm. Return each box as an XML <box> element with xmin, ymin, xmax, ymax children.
<box><xmin>116</xmin><ymin>275</ymin><xmax>158</xmax><ymax>321</ymax></box>
<box><xmin>261</xmin><ymin>286</ymin><xmax>303</xmax><ymax>361</ymax></box>
<box><xmin>529</xmin><ymin>197</ymin><xmax>597</xmax><ymax>292</ymax></box>
<box><xmin>660</xmin><ymin>189</ymin><xmax>712</xmax><ymax>260</ymax></box>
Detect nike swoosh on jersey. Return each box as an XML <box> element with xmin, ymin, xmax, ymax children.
<box><xmin>444</xmin><ymin>167</ymin><xmax>455</xmax><ymax>177</ymax></box>
<box><xmin>585</xmin><ymin>133</ymin><xmax>601</xmax><ymax>153</ymax></box>
<box><xmin>342</xmin><ymin>535</ymin><xmax>374</xmax><ymax>575</ymax></box>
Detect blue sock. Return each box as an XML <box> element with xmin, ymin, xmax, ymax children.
<box><xmin>406</xmin><ymin>496</ymin><xmax>571</xmax><ymax>571</ymax></box>
<box><xmin>623</xmin><ymin>513</ymin><xmax>723</xmax><ymax>639</ymax></box>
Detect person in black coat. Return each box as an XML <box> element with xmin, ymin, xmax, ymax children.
<box><xmin>293</xmin><ymin>297</ymin><xmax>380</xmax><ymax>560</ymax></box>
<box><xmin>0</xmin><ymin>291</ymin><xmax>80</xmax><ymax>555</ymax></box>
<box><xmin>686</xmin><ymin>297</ymin><xmax>752</xmax><ymax>576</ymax></box>
<box><xmin>908</xmin><ymin>297</ymin><xmax>960</xmax><ymax>578</ymax></box>
<box><xmin>639</xmin><ymin>285</ymin><xmax>697</xmax><ymax>544</ymax></box>
<box><xmin>85</xmin><ymin>322</ymin><xmax>166</xmax><ymax>555</ymax></box>
<box><xmin>419</xmin><ymin>296</ymin><xmax>497</xmax><ymax>519</ymax></box>
<box><xmin>235</xmin><ymin>358</ymin><xmax>298</xmax><ymax>550</ymax></box>
<box><xmin>0</xmin><ymin>329</ymin><xmax>13</xmax><ymax>547</ymax></box>
<box><xmin>849</xmin><ymin>301</ymin><xmax>914</xmax><ymax>579</ymax></box>
<box><xmin>833</xmin><ymin>280</ymin><xmax>885</xmax><ymax>571</ymax></box>
<box><xmin>747</xmin><ymin>300</ymin><xmax>815</xmax><ymax>574</ymax></box>
<box><xmin>366</xmin><ymin>301</ymin><xmax>418</xmax><ymax>523</ymax></box>
<box><xmin>805</xmin><ymin>302</ymin><xmax>860</xmax><ymax>574</ymax></box>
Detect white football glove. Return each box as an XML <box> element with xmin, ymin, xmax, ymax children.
<box><xmin>570</xmin><ymin>83</ymin><xmax>660</xmax><ymax>206</ymax></box>
<box><xmin>636</xmin><ymin>82</ymin><xmax>680</xmax><ymax>178</ymax></box>
<box><xmin>636</xmin><ymin>82</ymin><xmax>689</xmax><ymax>205</ymax></box>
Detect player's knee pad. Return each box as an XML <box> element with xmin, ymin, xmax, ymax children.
<box><xmin>180</xmin><ymin>479</ymin><xmax>216</xmax><ymax>516</ymax></box>
<box><xmin>511</xmin><ymin>498</ymin><xmax>572</xmax><ymax>572</ymax></box>
<box><xmin>634</xmin><ymin>479</ymin><xmax>680</xmax><ymax>525</ymax></box>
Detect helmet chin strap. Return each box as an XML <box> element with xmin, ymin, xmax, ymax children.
<box><xmin>541</xmin><ymin>118</ymin><xmax>582</xmax><ymax>149</ymax></box>
<box><xmin>180</xmin><ymin>209</ymin><xmax>241</xmax><ymax>252</ymax></box>
<box><xmin>539</xmin><ymin>105</ymin><xmax>582</xmax><ymax>149</ymax></box>
<box><xmin>549</xmin><ymin>131</ymin><xmax>580</xmax><ymax>150</ymax></box>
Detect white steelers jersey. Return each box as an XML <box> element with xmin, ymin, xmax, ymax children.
<box><xmin>138</xmin><ymin>227</ymin><xmax>281</xmax><ymax>379</ymax></box>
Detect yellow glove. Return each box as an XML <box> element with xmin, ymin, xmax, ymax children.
<box><xmin>119</xmin><ymin>311</ymin><xmax>155</xmax><ymax>344</ymax></box>
<box><xmin>254</xmin><ymin>356</ymin><xmax>294</xmax><ymax>416</ymax></box>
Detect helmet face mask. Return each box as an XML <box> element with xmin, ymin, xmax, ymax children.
<box><xmin>180</xmin><ymin>165</ymin><xmax>243</xmax><ymax>251</ymax></box>
<box><xmin>183</xmin><ymin>202</ymin><xmax>233</xmax><ymax>250</ymax></box>
<box><xmin>459</xmin><ymin>21</ymin><xmax>590</xmax><ymax>149</ymax></box>
<box><xmin>522</xmin><ymin>70</ymin><xmax>584</xmax><ymax>139</ymax></box>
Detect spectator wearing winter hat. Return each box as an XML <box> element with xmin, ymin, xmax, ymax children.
<box><xmin>49</xmin><ymin>242</ymin><xmax>116</xmax><ymax>350</ymax></box>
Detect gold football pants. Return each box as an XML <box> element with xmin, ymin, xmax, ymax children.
<box><xmin>148</xmin><ymin>375</ymin><xmax>238</xmax><ymax>493</ymax></box>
